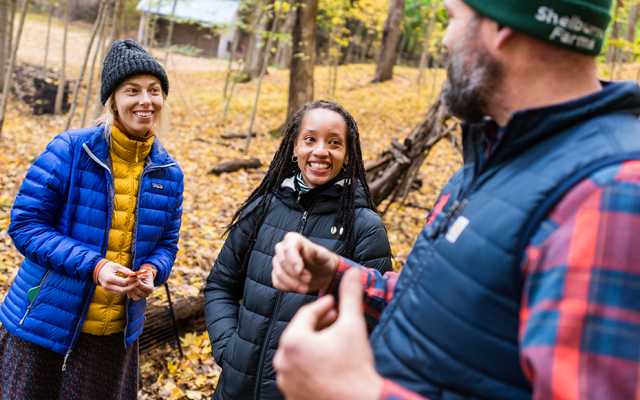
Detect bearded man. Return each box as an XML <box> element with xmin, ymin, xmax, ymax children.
<box><xmin>270</xmin><ymin>0</ymin><xmax>640</xmax><ymax>399</ymax></box>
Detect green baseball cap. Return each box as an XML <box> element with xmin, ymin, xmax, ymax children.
<box><xmin>463</xmin><ymin>0</ymin><xmax>613</xmax><ymax>55</ymax></box>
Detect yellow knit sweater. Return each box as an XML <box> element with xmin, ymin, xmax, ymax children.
<box><xmin>81</xmin><ymin>125</ymin><xmax>154</xmax><ymax>335</ymax></box>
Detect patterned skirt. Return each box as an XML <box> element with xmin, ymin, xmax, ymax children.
<box><xmin>0</xmin><ymin>325</ymin><xmax>138</xmax><ymax>400</ymax></box>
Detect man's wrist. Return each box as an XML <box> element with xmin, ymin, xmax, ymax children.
<box><xmin>365</xmin><ymin>371</ymin><xmax>384</xmax><ymax>400</ymax></box>
<box><xmin>319</xmin><ymin>254</ymin><xmax>342</xmax><ymax>295</ymax></box>
<box><xmin>342</xmin><ymin>369</ymin><xmax>383</xmax><ymax>400</ymax></box>
<box><xmin>378</xmin><ymin>379</ymin><xmax>425</xmax><ymax>400</ymax></box>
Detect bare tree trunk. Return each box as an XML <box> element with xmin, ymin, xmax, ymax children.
<box><xmin>143</xmin><ymin>0</ymin><xmax>160</xmax><ymax>49</ymax></box>
<box><xmin>372</xmin><ymin>0</ymin><xmax>405</xmax><ymax>83</ymax></box>
<box><xmin>358</xmin><ymin>29</ymin><xmax>369</xmax><ymax>62</ymax></box>
<box><xmin>274</xmin><ymin>8</ymin><xmax>295</xmax><ymax>68</ymax></box>
<box><xmin>607</xmin><ymin>0</ymin><xmax>624</xmax><ymax>79</ymax></box>
<box><xmin>54</xmin><ymin>0</ymin><xmax>70</xmax><ymax>115</ymax></box>
<box><xmin>220</xmin><ymin>27</ymin><xmax>242</xmax><ymax>127</ymax></box>
<box><xmin>365</xmin><ymin>96</ymin><xmax>458</xmax><ymax>207</ymax></box>
<box><xmin>416</xmin><ymin>2</ymin><xmax>436</xmax><ymax>87</ymax></box>
<box><xmin>345</xmin><ymin>22</ymin><xmax>363</xmax><ymax>64</ymax></box>
<box><xmin>244</xmin><ymin>5</ymin><xmax>282</xmax><ymax>152</ymax></box>
<box><xmin>91</xmin><ymin>0</ymin><xmax>115</xmax><ymax>120</ymax></box>
<box><xmin>0</xmin><ymin>0</ymin><xmax>29</xmax><ymax>137</ymax></box>
<box><xmin>0</xmin><ymin>0</ymin><xmax>8</xmax><ymax>94</ymax></box>
<box><xmin>108</xmin><ymin>0</ymin><xmax>119</xmax><ymax>45</ymax></box>
<box><xmin>625</xmin><ymin>3</ymin><xmax>639</xmax><ymax>62</ymax></box>
<box><xmin>141</xmin><ymin>1</ymin><xmax>157</xmax><ymax>48</ymax></box>
<box><xmin>163</xmin><ymin>0</ymin><xmax>178</xmax><ymax>66</ymax></box>
<box><xmin>222</xmin><ymin>27</ymin><xmax>241</xmax><ymax>101</ymax></box>
<box><xmin>285</xmin><ymin>0</ymin><xmax>318</xmax><ymax>120</ymax></box>
<box><xmin>330</xmin><ymin>46</ymin><xmax>338</xmax><ymax>98</ymax></box>
<box><xmin>81</xmin><ymin>0</ymin><xmax>107</xmax><ymax>127</ymax></box>
<box><xmin>6</xmin><ymin>0</ymin><xmax>16</xmax><ymax>74</ymax></box>
<box><xmin>364</xmin><ymin>31</ymin><xmax>375</xmax><ymax>60</ymax></box>
<box><xmin>137</xmin><ymin>13</ymin><xmax>147</xmax><ymax>43</ymax></box>
<box><xmin>242</xmin><ymin>1</ymin><xmax>268</xmax><ymax>81</ymax></box>
<box><xmin>41</xmin><ymin>2</ymin><xmax>54</xmax><ymax>78</ymax></box>
<box><xmin>221</xmin><ymin>78</ymin><xmax>237</xmax><ymax>126</ymax></box>
<box><xmin>65</xmin><ymin>0</ymin><xmax>106</xmax><ymax>130</ymax></box>
<box><xmin>112</xmin><ymin>0</ymin><xmax>123</xmax><ymax>39</ymax></box>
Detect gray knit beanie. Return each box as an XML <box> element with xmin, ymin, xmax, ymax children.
<box><xmin>100</xmin><ymin>39</ymin><xmax>169</xmax><ymax>105</ymax></box>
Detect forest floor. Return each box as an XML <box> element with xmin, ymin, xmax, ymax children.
<box><xmin>1</xmin><ymin>13</ymin><xmax>639</xmax><ymax>400</ymax></box>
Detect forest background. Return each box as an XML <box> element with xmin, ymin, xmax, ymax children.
<box><xmin>0</xmin><ymin>0</ymin><xmax>638</xmax><ymax>398</ymax></box>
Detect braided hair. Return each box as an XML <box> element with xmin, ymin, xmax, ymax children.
<box><xmin>226</xmin><ymin>100</ymin><xmax>375</xmax><ymax>257</ymax></box>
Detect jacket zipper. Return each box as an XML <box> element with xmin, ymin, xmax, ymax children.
<box><xmin>435</xmin><ymin>141</ymin><xmax>497</xmax><ymax>240</ymax></box>
<box><xmin>64</xmin><ymin>144</ymin><xmax>176</xmax><ymax>370</ymax></box>
<box><xmin>18</xmin><ymin>270</ymin><xmax>51</xmax><ymax>325</ymax></box>
<box><xmin>62</xmin><ymin>145</ymin><xmax>116</xmax><ymax>371</ymax></box>
<box><xmin>124</xmin><ymin>161</ymin><xmax>176</xmax><ymax>347</ymax></box>
<box><xmin>254</xmin><ymin>208</ymin><xmax>309</xmax><ymax>399</ymax></box>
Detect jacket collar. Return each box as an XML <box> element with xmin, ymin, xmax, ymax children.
<box><xmin>110</xmin><ymin>125</ymin><xmax>154</xmax><ymax>163</ymax></box>
<box><xmin>84</xmin><ymin>125</ymin><xmax>176</xmax><ymax>171</ymax></box>
<box><xmin>277</xmin><ymin>175</ymin><xmax>369</xmax><ymax>213</ymax></box>
<box><xmin>462</xmin><ymin>81</ymin><xmax>640</xmax><ymax>172</ymax></box>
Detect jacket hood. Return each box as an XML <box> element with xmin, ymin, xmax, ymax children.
<box><xmin>276</xmin><ymin>175</ymin><xmax>372</xmax><ymax>213</ymax></box>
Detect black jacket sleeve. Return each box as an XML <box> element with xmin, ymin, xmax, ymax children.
<box><xmin>203</xmin><ymin>206</ymin><xmax>258</xmax><ymax>364</ymax></box>
<box><xmin>352</xmin><ymin>208</ymin><xmax>393</xmax><ymax>274</ymax></box>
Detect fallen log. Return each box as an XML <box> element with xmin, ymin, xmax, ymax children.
<box><xmin>140</xmin><ymin>292</ymin><xmax>204</xmax><ymax>354</ymax></box>
<box><xmin>365</xmin><ymin>96</ymin><xmax>460</xmax><ymax>208</ymax></box>
<box><xmin>221</xmin><ymin>132</ymin><xmax>257</xmax><ymax>140</ymax></box>
<box><xmin>210</xmin><ymin>157</ymin><xmax>262</xmax><ymax>175</ymax></box>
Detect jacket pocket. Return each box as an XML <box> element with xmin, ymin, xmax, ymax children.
<box><xmin>19</xmin><ymin>270</ymin><xmax>51</xmax><ymax>325</ymax></box>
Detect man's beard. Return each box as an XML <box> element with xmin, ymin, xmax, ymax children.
<box><xmin>442</xmin><ymin>32</ymin><xmax>503</xmax><ymax>123</ymax></box>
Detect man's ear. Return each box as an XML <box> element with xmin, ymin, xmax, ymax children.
<box><xmin>494</xmin><ymin>25</ymin><xmax>515</xmax><ymax>50</ymax></box>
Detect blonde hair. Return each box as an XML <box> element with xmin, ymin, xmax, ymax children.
<box><xmin>95</xmin><ymin>94</ymin><xmax>170</xmax><ymax>142</ymax></box>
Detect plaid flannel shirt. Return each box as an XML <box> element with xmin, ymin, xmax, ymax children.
<box><xmin>328</xmin><ymin>160</ymin><xmax>640</xmax><ymax>400</ymax></box>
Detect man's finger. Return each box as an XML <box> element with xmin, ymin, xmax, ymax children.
<box><xmin>282</xmin><ymin>240</ymin><xmax>305</xmax><ymax>276</ymax></box>
<box><xmin>337</xmin><ymin>268</ymin><xmax>364</xmax><ymax>318</ymax></box>
<box><xmin>316</xmin><ymin>308</ymin><xmax>338</xmax><ymax>330</ymax></box>
<box><xmin>289</xmin><ymin>295</ymin><xmax>335</xmax><ymax>331</ymax></box>
<box><xmin>303</xmin><ymin>242</ymin><xmax>330</xmax><ymax>266</ymax></box>
<box><xmin>273</xmin><ymin>348</ymin><xmax>284</xmax><ymax>372</ymax></box>
<box><xmin>273</xmin><ymin>238</ymin><xmax>302</xmax><ymax>278</ymax></box>
<box><xmin>273</xmin><ymin>266</ymin><xmax>306</xmax><ymax>292</ymax></box>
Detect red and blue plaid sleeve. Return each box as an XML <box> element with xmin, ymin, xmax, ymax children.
<box><xmin>325</xmin><ymin>261</ymin><xmax>424</xmax><ymax>399</ymax></box>
<box><xmin>520</xmin><ymin>160</ymin><xmax>640</xmax><ymax>399</ymax></box>
<box><xmin>328</xmin><ymin>257</ymin><xmax>400</xmax><ymax>320</ymax></box>
<box><xmin>326</xmin><ymin>193</ymin><xmax>455</xmax><ymax>320</ymax></box>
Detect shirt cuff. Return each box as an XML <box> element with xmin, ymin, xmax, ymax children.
<box><xmin>379</xmin><ymin>380</ymin><xmax>427</xmax><ymax>400</ymax></box>
<box><xmin>319</xmin><ymin>257</ymin><xmax>352</xmax><ymax>296</ymax></box>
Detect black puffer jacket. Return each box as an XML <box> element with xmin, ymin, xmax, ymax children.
<box><xmin>204</xmin><ymin>177</ymin><xmax>392</xmax><ymax>400</ymax></box>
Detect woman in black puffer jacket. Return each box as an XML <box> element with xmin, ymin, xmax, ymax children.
<box><xmin>204</xmin><ymin>101</ymin><xmax>392</xmax><ymax>400</ymax></box>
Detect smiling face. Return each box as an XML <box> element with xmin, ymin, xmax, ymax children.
<box><xmin>293</xmin><ymin>108</ymin><xmax>348</xmax><ymax>188</ymax></box>
<box><xmin>113</xmin><ymin>74</ymin><xmax>164</xmax><ymax>138</ymax></box>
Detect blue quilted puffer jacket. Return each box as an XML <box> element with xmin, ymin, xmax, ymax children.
<box><xmin>0</xmin><ymin>125</ymin><xmax>183</xmax><ymax>360</ymax></box>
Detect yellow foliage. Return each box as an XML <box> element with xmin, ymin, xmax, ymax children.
<box><xmin>4</xmin><ymin>15</ymin><xmax>640</xmax><ymax>399</ymax></box>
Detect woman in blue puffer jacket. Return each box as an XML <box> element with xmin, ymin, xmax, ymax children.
<box><xmin>0</xmin><ymin>40</ymin><xmax>183</xmax><ymax>399</ymax></box>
